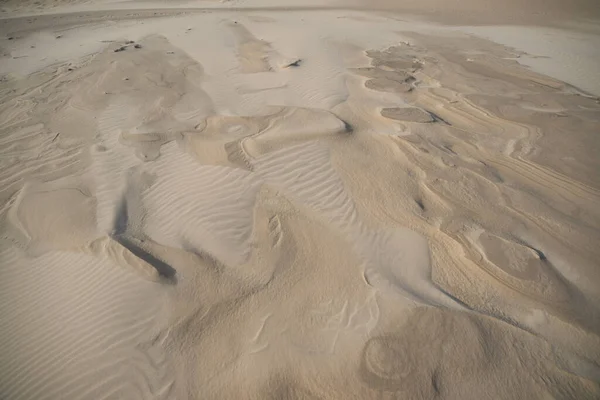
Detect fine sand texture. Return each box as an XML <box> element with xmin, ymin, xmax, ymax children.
<box><xmin>1</xmin><ymin>1</ymin><xmax>600</xmax><ymax>399</ymax></box>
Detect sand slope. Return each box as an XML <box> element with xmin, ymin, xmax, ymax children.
<box><xmin>1</xmin><ymin>2</ymin><xmax>599</xmax><ymax>399</ymax></box>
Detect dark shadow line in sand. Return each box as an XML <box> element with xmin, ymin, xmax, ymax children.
<box><xmin>114</xmin><ymin>235</ymin><xmax>177</xmax><ymax>283</ymax></box>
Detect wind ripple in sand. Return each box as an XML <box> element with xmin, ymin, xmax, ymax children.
<box><xmin>253</xmin><ymin>142</ymin><xmax>460</xmax><ymax>308</ymax></box>
<box><xmin>142</xmin><ymin>145</ymin><xmax>262</xmax><ymax>268</ymax></box>
<box><xmin>338</xmin><ymin>36</ymin><xmax>600</xmax><ymax>351</ymax></box>
<box><xmin>1</xmin><ymin>13</ymin><xmax>599</xmax><ymax>400</ymax></box>
<box><xmin>0</xmin><ymin>247</ymin><xmax>171</xmax><ymax>400</ymax></box>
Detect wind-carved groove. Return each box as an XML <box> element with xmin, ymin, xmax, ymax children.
<box><xmin>111</xmin><ymin>235</ymin><xmax>177</xmax><ymax>282</ymax></box>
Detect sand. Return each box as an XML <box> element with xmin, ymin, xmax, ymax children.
<box><xmin>1</xmin><ymin>1</ymin><xmax>599</xmax><ymax>399</ymax></box>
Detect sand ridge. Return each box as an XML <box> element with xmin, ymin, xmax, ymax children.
<box><xmin>0</xmin><ymin>2</ymin><xmax>599</xmax><ymax>399</ymax></box>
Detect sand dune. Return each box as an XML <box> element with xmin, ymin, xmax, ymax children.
<box><xmin>1</xmin><ymin>1</ymin><xmax>599</xmax><ymax>399</ymax></box>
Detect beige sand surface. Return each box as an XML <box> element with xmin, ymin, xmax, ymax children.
<box><xmin>1</xmin><ymin>1</ymin><xmax>600</xmax><ymax>399</ymax></box>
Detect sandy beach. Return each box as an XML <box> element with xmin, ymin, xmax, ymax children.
<box><xmin>1</xmin><ymin>1</ymin><xmax>599</xmax><ymax>399</ymax></box>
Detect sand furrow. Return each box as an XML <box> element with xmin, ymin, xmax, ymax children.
<box><xmin>253</xmin><ymin>143</ymin><xmax>357</xmax><ymax>224</ymax></box>
<box><xmin>493</xmin><ymin>155</ymin><xmax>600</xmax><ymax>201</ymax></box>
<box><xmin>0</xmin><ymin>241</ymin><xmax>169</xmax><ymax>400</ymax></box>
<box><xmin>142</xmin><ymin>151</ymin><xmax>261</xmax><ymax>267</ymax></box>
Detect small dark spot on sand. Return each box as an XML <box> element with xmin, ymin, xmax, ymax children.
<box><xmin>126</xmin><ymin>40</ymin><xmax>134</xmax><ymax>44</ymax></box>
<box><xmin>342</xmin><ymin>120</ymin><xmax>353</xmax><ymax>133</ymax></box>
<box><xmin>516</xmin><ymin>239</ymin><xmax>549</xmax><ymax>262</ymax></box>
<box><xmin>530</xmin><ymin>247</ymin><xmax>547</xmax><ymax>261</ymax></box>
<box><xmin>55</xmin><ymin>35</ymin><xmax>62</xmax><ymax>39</ymax></box>
<box><xmin>114</xmin><ymin>46</ymin><xmax>126</xmax><ymax>52</ymax></box>
<box><xmin>431</xmin><ymin>369</ymin><xmax>441</xmax><ymax>394</ymax></box>
<box><xmin>442</xmin><ymin>145</ymin><xmax>457</xmax><ymax>155</ymax></box>
<box><xmin>428</xmin><ymin>111</ymin><xmax>451</xmax><ymax>125</ymax></box>
<box><xmin>284</xmin><ymin>59</ymin><xmax>302</xmax><ymax>68</ymax></box>
<box><xmin>134</xmin><ymin>44</ymin><xmax>142</xmax><ymax>49</ymax></box>
<box><xmin>415</xmin><ymin>198</ymin><xmax>425</xmax><ymax>211</ymax></box>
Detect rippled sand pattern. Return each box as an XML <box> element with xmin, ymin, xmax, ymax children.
<box><xmin>0</xmin><ymin>5</ymin><xmax>599</xmax><ymax>400</ymax></box>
